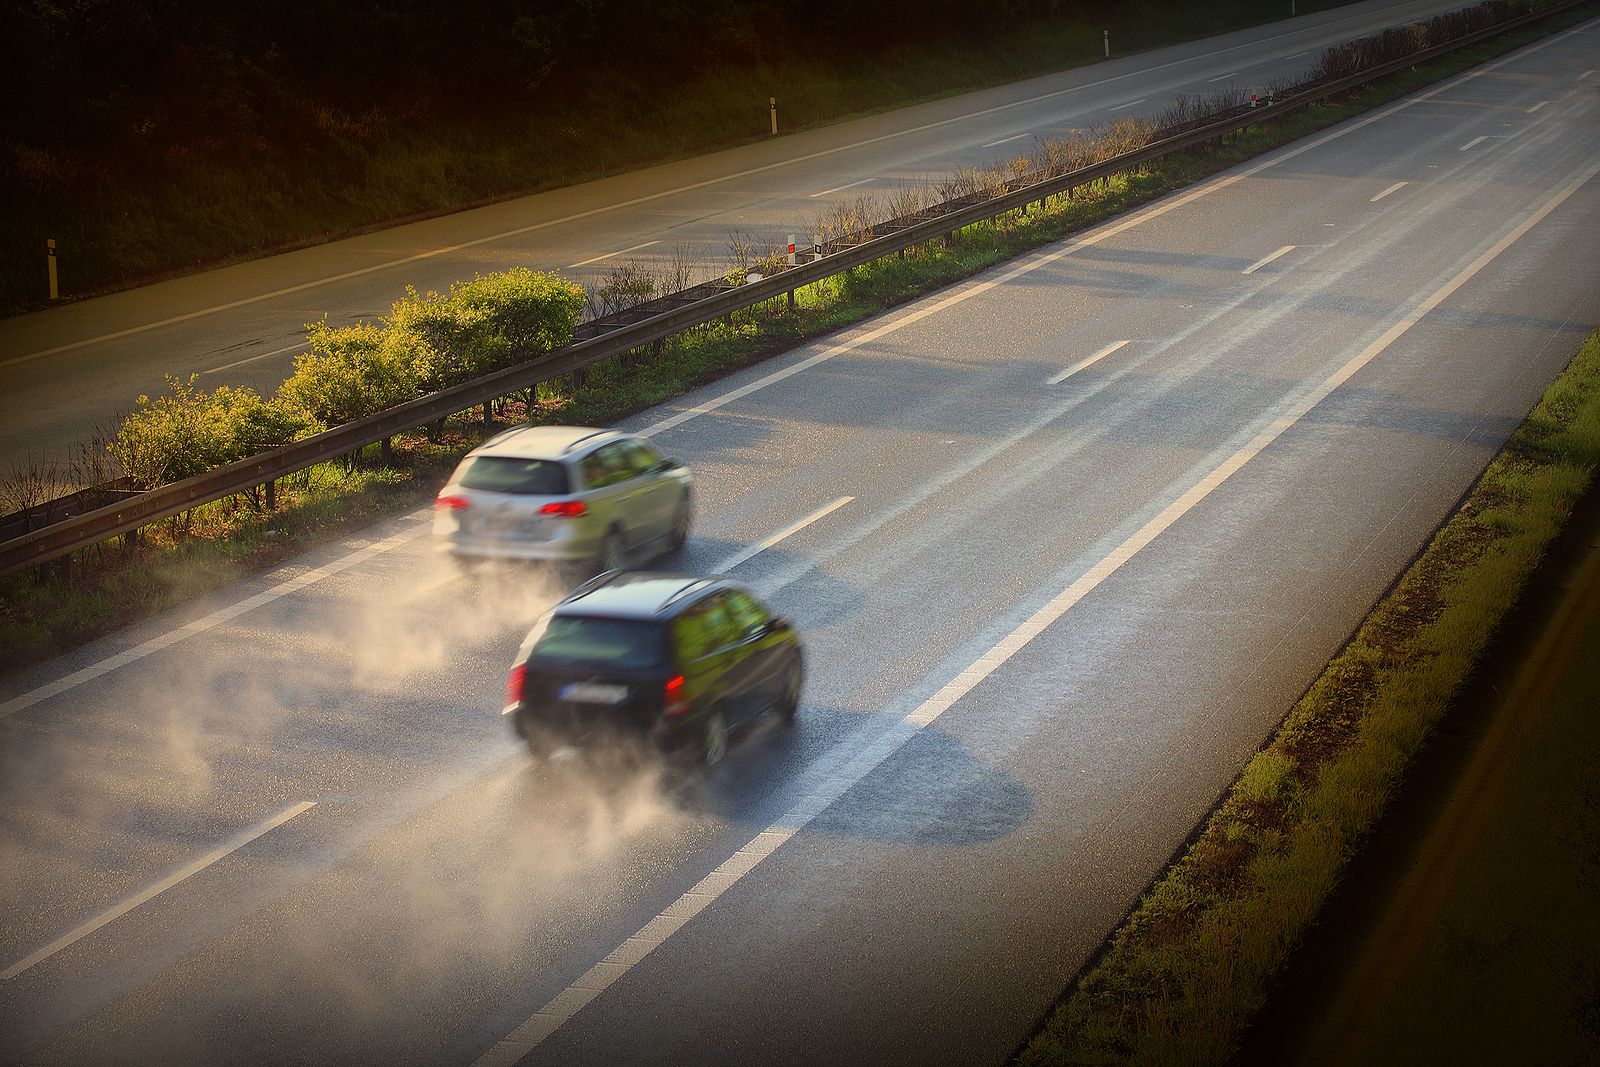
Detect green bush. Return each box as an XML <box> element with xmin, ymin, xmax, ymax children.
<box><xmin>109</xmin><ymin>375</ymin><xmax>315</xmax><ymax>489</ymax></box>
<box><xmin>278</xmin><ymin>320</ymin><xmax>422</xmax><ymax>427</ymax></box>
<box><xmin>389</xmin><ymin>267</ymin><xmax>585</xmax><ymax>390</ymax></box>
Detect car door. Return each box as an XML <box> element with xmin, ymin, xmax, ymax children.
<box><xmin>724</xmin><ymin>588</ymin><xmax>786</xmax><ymax>711</ymax></box>
<box><xmin>617</xmin><ymin>438</ymin><xmax>676</xmax><ymax>541</ymax></box>
<box><xmin>582</xmin><ymin>441</ymin><xmax>650</xmax><ymax>549</ymax></box>
<box><xmin>676</xmin><ymin>594</ymin><xmax>754</xmax><ymax>722</ymax></box>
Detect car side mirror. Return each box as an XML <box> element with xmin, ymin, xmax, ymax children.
<box><xmin>655</xmin><ymin>457</ymin><xmax>682</xmax><ymax>473</ymax></box>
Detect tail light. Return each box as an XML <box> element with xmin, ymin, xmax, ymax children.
<box><xmin>663</xmin><ymin>674</ymin><xmax>689</xmax><ymax>717</ymax></box>
<box><xmin>435</xmin><ymin>494</ymin><xmax>471</xmax><ymax>510</ymax></box>
<box><xmin>505</xmin><ymin>664</ymin><xmax>526</xmax><ymax>707</ymax></box>
<box><xmin>539</xmin><ymin>500</ymin><xmax>587</xmax><ymax>518</ymax></box>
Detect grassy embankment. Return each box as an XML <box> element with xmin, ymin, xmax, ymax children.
<box><xmin>3</xmin><ymin>0</ymin><xmax>1348</xmax><ymax>311</ymax></box>
<box><xmin>1016</xmin><ymin>312</ymin><xmax>1600</xmax><ymax>1065</ymax></box>
<box><xmin>2</xmin><ymin>4</ymin><xmax>1589</xmax><ymax>680</ymax></box>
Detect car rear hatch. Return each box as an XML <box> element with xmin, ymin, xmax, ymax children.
<box><xmin>449</xmin><ymin>456</ymin><xmax>572</xmax><ymax>545</ymax></box>
<box><xmin>517</xmin><ymin>615</ymin><xmax>672</xmax><ymax>741</ymax></box>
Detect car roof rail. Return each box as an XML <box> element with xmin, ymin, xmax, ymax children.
<box><xmin>565</xmin><ymin>569</ymin><xmax>622</xmax><ymax>602</ymax></box>
<box><xmin>659</xmin><ymin>577</ymin><xmax>719</xmax><ymax>612</ymax></box>
<box><xmin>561</xmin><ymin>429</ymin><xmax>618</xmax><ymax>455</ymax></box>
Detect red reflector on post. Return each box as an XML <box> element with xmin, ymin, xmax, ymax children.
<box><xmin>539</xmin><ymin>501</ymin><xmax>587</xmax><ymax>517</ymax></box>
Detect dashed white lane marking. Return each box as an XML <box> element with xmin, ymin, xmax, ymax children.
<box><xmin>1526</xmin><ymin>100</ymin><xmax>1550</xmax><ymax>113</ymax></box>
<box><xmin>471</xmin><ymin>151</ymin><xmax>1600</xmax><ymax>1067</ymax></box>
<box><xmin>1580</xmin><ymin>69</ymin><xmax>1595</xmax><ymax>80</ymax></box>
<box><xmin>635</xmin><ymin>60</ymin><xmax>1543</xmax><ymax>446</ymax></box>
<box><xmin>1370</xmin><ymin>180</ymin><xmax>1409</xmax><ymax>202</ymax></box>
<box><xmin>200</xmin><ymin>340</ymin><xmax>305</xmax><ymax>375</ymax></box>
<box><xmin>1460</xmin><ymin>135</ymin><xmax>1488</xmax><ymax>151</ymax></box>
<box><xmin>1050</xmin><ymin>339</ymin><xmax>1131</xmax><ymax>384</ymax></box>
<box><xmin>566</xmin><ymin>241</ymin><xmax>660</xmax><ymax>269</ymax></box>
<box><xmin>982</xmin><ymin>134</ymin><xmax>1029</xmax><ymax>148</ymax></box>
<box><xmin>1287</xmin><ymin>51</ymin><xmax>1312</xmax><ymax>60</ymax></box>
<box><xmin>1109</xmin><ymin>98</ymin><xmax>1148</xmax><ymax>112</ymax></box>
<box><xmin>0</xmin><ymin>522</ymin><xmax>432</xmax><ymax>722</ymax></box>
<box><xmin>1242</xmin><ymin>244</ymin><xmax>1296</xmax><ymax>275</ymax></box>
<box><xmin>712</xmin><ymin>497</ymin><xmax>854</xmax><ymax>573</ymax></box>
<box><xmin>1207</xmin><ymin>71</ymin><xmax>1241</xmax><ymax>82</ymax></box>
<box><xmin>0</xmin><ymin>801</ymin><xmax>316</xmax><ymax>981</ymax></box>
<box><xmin>8</xmin><ymin>19</ymin><xmax>1363</xmax><ymax>372</ymax></box>
<box><xmin>809</xmin><ymin>178</ymin><xmax>875</xmax><ymax>198</ymax></box>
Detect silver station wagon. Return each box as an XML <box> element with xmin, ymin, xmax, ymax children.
<box><xmin>433</xmin><ymin>426</ymin><xmax>693</xmax><ymax>571</ymax></box>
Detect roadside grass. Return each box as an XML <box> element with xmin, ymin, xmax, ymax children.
<box><xmin>1356</xmin><ymin>570</ymin><xmax>1600</xmax><ymax>1063</ymax></box>
<box><xmin>2</xmin><ymin>4</ymin><xmax>1590</xmax><ymax>681</ymax></box>
<box><xmin>4</xmin><ymin>0</ymin><xmax>1354</xmax><ymax>310</ymax></box>
<box><xmin>1016</xmin><ymin>325</ymin><xmax>1600</xmax><ymax>1066</ymax></box>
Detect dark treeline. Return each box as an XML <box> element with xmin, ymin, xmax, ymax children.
<box><xmin>2</xmin><ymin>0</ymin><xmax>1105</xmax><ymax>159</ymax></box>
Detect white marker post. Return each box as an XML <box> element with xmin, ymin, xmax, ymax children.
<box><xmin>770</xmin><ymin>96</ymin><xmax>778</xmax><ymax>135</ymax></box>
<box><xmin>786</xmin><ymin>235</ymin><xmax>797</xmax><ymax>309</ymax></box>
<box><xmin>1104</xmin><ymin>30</ymin><xmax>1110</xmax><ymax>58</ymax></box>
<box><xmin>47</xmin><ymin>239</ymin><xmax>59</xmax><ymax>300</ymax></box>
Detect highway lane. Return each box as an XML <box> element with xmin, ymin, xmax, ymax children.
<box><xmin>0</xmin><ymin>0</ymin><xmax>1477</xmax><ymax>469</ymax></box>
<box><xmin>1</xmin><ymin>17</ymin><xmax>1597</xmax><ymax>1066</ymax></box>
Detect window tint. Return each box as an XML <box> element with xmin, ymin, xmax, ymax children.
<box><xmin>457</xmin><ymin>456</ymin><xmax>570</xmax><ymax>495</ymax></box>
<box><xmin>529</xmin><ymin>616</ymin><xmax>666</xmax><ymax>667</ymax></box>
<box><xmin>582</xmin><ymin>442</ymin><xmax>637</xmax><ymax>489</ymax></box>
<box><xmin>673</xmin><ymin>594</ymin><xmax>740</xmax><ymax>661</ymax></box>
<box><xmin>724</xmin><ymin>589</ymin><xmax>770</xmax><ymax>636</ymax></box>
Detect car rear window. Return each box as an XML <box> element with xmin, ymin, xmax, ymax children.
<box><xmin>457</xmin><ymin>456</ymin><xmax>570</xmax><ymax>495</ymax></box>
<box><xmin>529</xmin><ymin>616</ymin><xmax>667</xmax><ymax>668</ymax></box>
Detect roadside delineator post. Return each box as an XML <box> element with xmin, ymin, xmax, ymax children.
<box><xmin>1104</xmin><ymin>30</ymin><xmax>1110</xmax><ymax>58</ymax></box>
<box><xmin>47</xmin><ymin>239</ymin><xmax>59</xmax><ymax>300</ymax></box>
<box><xmin>1251</xmin><ymin>93</ymin><xmax>1259</xmax><ymax>108</ymax></box>
<box><xmin>786</xmin><ymin>234</ymin><xmax>797</xmax><ymax>309</ymax></box>
<box><xmin>770</xmin><ymin>97</ymin><xmax>778</xmax><ymax>135</ymax></box>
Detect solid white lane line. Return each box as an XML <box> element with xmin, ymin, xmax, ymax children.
<box><xmin>200</xmin><ymin>340</ymin><xmax>306</xmax><ymax>375</ymax></box>
<box><xmin>1460</xmin><ymin>135</ymin><xmax>1488</xmax><ymax>151</ymax></box>
<box><xmin>14</xmin><ymin>22</ymin><xmax>1373</xmax><ymax>372</ymax></box>
<box><xmin>1526</xmin><ymin>100</ymin><xmax>1550</xmax><ymax>113</ymax></box>
<box><xmin>1370</xmin><ymin>180</ymin><xmax>1409</xmax><ymax>202</ymax></box>
<box><xmin>1242</xmin><ymin>245</ymin><xmax>1296</xmax><ymax>275</ymax></box>
<box><xmin>472</xmin><ymin>152</ymin><xmax>1600</xmax><ymax>1067</ymax></box>
<box><xmin>566</xmin><ymin>241</ymin><xmax>660</xmax><ymax>269</ymax></box>
<box><xmin>637</xmin><ymin>61</ymin><xmax>1537</xmax><ymax>444</ymax></box>
<box><xmin>1287</xmin><ymin>52</ymin><xmax>1312</xmax><ymax>60</ymax></box>
<box><xmin>1109</xmin><ymin>98</ymin><xmax>1147</xmax><ymax>112</ymax></box>
<box><xmin>1049</xmin><ymin>339</ymin><xmax>1131</xmax><ymax>384</ymax></box>
<box><xmin>1207</xmin><ymin>71</ymin><xmax>1241</xmax><ymax>82</ymax></box>
<box><xmin>0</xmin><ymin>522</ymin><xmax>432</xmax><ymax>721</ymax></box>
<box><xmin>712</xmin><ymin>497</ymin><xmax>854</xmax><ymax>573</ymax></box>
<box><xmin>1580</xmin><ymin>69</ymin><xmax>1595</xmax><ymax>80</ymax></box>
<box><xmin>809</xmin><ymin>178</ymin><xmax>875</xmax><ymax>198</ymax></box>
<box><xmin>982</xmin><ymin>134</ymin><xmax>1029</xmax><ymax>148</ymax></box>
<box><xmin>0</xmin><ymin>801</ymin><xmax>316</xmax><ymax>981</ymax></box>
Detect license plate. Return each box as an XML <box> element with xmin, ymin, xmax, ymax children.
<box><xmin>560</xmin><ymin>682</ymin><xmax>628</xmax><ymax>704</ymax></box>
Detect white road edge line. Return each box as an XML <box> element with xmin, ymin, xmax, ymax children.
<box><xmin>712</xmin><ymin>497</ymin><xmax>854</xmax><ymax>573</ymax></box>
<box><xmin>1580</xmin><ymin>69</ymin><xmax>1595</xmax><ymax>80</ymax></box>
<box><xmin>200</xmin><ymin>340</ymin><xmax>306</xmax><ymax>375</ymax></box>
<box><xmin>0</xmin><ymin>801</ymin><xmax>316</xmax><ymax>981</ymax></box>
<box><xmin>567</xmin><ymin>240</ymin><xmax>660</xmax><ymax>269</ymax></box>
<box><xmin>1287</xmin><ymin>52</ymin><xmax>1312</xmax><ymax>60</ymax></box>
<box><xmin>1049</xmin><ymin>339</ymin><xmax>1131</xmax><ymax>384</ymax></box>
<box><xmin>982</xmin><ymin>134</ymin><xmax>1030</xmax><ymax>148</ymax></box>
<box><xmin>1207</xmin><ymin>71</ymin><xmax>1240</xmax><ymax>82</ymax></box>
<box><xmin>471</xmin><ymin>152</ymin><xmax>1600</xmax><ymax>1067</ymax></box>
<box><xmin>1242</xmin><ymin>244</ymin><xmax>1296</xmax><ymax>275</ymax></box>
<box><xmin>0</xmin><ymin>522</ymin><xmax>432</xmax><ymax>721</ymax></box>
<box><xmin>1526</xmin><ymin>100</ymin><xmax>1550</xmax><ymax>113</ymax></box>
<box><xmin>1370</xmin><ymin>180</ymin><xmax>1408</xmax><ymax>202</ymax></box>
<box><xmin>9</xmin><ymin>17</ymin><xmax>1360</xmax><ymax>371</ymax></box>
<box><xmin>1109</xmin><ymin>98</ymin><xmax>1148</xmax><ymax>112</ymax></box>
<box><xmin>809</xmin><ymin>178</ymin><xmax>875</xmax><ymax>198</ymax></box>
<box><xmin>1460</xmin><ymin>135</ymin><xmax>1488</xmax><ymax>151</ymax></box>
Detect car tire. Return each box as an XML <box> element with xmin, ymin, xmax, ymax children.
<box><xmin>667</xmin><ymin>496</ymin><xmax>692</xmax><ymax>552</ymax></box>
<box><xmin>598</xmin><ymin>528</ymin><xmax>626</xmax><ymax>573</ymax></box>
<box><xmin>777</xmin><ymin>661</ymin><xmax>802</xmax><ymax>723</ymax></box>
<box><xmin>702</xmin><ymin>708</ymin><xmax>730</xmax><ymax>767</ymax></box>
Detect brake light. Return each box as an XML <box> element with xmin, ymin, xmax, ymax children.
<box><xmin>505</xmin><ymin>663</ymin><xmax>526</xmax><ymax>706</ymax></box>
<box><xmin>539</xmin><ymin>500</ymin><xmax>587</xmax><ymax>518</ymax></box>
<box><xmin>435</xmin><ymin>494</ymin><xmax>471</xmax><ymax>510</ymax></box>
<box><xmin>663</xmin><ymin>674</ymin><xmax>689</xmax><ymax>717</ymax></box>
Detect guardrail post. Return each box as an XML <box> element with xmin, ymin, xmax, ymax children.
<box><xmin>264</xmin><ymin>478</ymin><xmax>276</xmax><ymax>511</ymax></box>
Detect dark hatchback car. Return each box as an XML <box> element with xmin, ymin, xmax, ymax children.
<box><xmin>504</xmin><ymin>572</ymin><xmax>804</xmax><ymax>765</ymax></box>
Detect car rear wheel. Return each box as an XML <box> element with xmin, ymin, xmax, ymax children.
<box><xmin>778</xmin><ymin>662</ymin><xmax>802</xmax><ymax>723</ymax></box>
<box><xmin>598</xmin><ymin>529</ymin><xmax>626</xmax><ymax>573</ymax></box>
<box><xmin>702</xmin><ymin>709</ymin><xmax>730</xmax><ymax>767</ymax></box>
<box><xmin>668</xmin><ymin>501</ymin><xmax>691</xmax><ymax>552</ymax></box>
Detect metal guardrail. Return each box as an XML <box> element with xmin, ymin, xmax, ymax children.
<box><xmin>0</xmin><ymin>0</ymin><xmax>1576</xmax><ymax>579</ymax></box>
